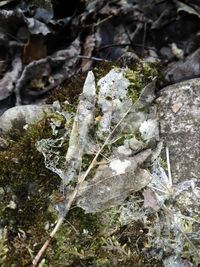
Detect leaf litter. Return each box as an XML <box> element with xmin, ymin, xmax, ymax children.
<box><xmin>35</xmin><ymin>66</ymin><xmax>200</xmax><ymax>265</ymax></box>
<box><xmin>0</xmin><ymin>0</ymin><xmax>200</xmax><ymax>265</ymax></box>
<box><xmin>37</xmin><ymin>67</ymin><xmax>156</xmax><ymax>195</ymax></box>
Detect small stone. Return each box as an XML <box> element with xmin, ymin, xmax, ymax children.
<box><xmin>117</xmin><ymin>145</ymin><xmax>132</xmax><ymax>156</ymax></box>
<box><xmin>0</xmin><ymin>104</ymin><xmax>55</xmax><ymax>132</ymax></box>
<box><xmin>0</xmin><ymin>137</ymin><xmax>9</xmax><ymax>150</ymax></box>
<box><xmin>7</xmin><ymin>200</ymin><xmax>17</xmax><ymax>210</ymax></box>
<box><xmin>127</xmin><ymin>137</ymin><xmax>144</xmax><ymax>152</ymax></box>
<box><xmin>0</xmin><ymin>187</ymin><xmax>5</xmax><ymax>201</ymax></box>
<box><xmin>171</xmin><ymin>102</ymin><xmax>183</xmax><ymax>113</ymax></box>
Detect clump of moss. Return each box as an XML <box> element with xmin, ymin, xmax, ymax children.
<box><xmin>125</xmin><ymin>61</ymin><xmax>159</xmax><ymax>103</ymax></box>
<box><xmin>94</xmin><ymin>61</ymin><xmax>120</xmax><ymax>82</ymax></box>
<box><xmin>0</xmin><ymin>61</ymin><xmax>166</xmax><ymax>266</ymax></box>
<box><xmin>44</xmin><ymin>206</ymin><xmax>163</xmax><ymax>267</ymax></box>
<box><xmin>0</xmin><ymin>119</ymin><xmax>60</xmax><ymax>266</ymax></box>
<box><xmin>46</xmin><ymin>73</ymin><xmax>87</xmax><ymax>107</ymax></box>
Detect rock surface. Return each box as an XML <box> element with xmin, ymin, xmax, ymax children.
<box><xmin>157</xmin><ymin>78</ymin><xmax>200</xmax><ymax>182</ymax></box>
<box><xmin>0</xmin><ymin>104</ymin><xmax>54</xmax><ymax>132</ymax></box>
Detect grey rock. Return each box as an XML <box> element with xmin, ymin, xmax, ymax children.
<box><xmin>157</xmin><ymin>78</ymin><xmax>200</xmax><ymax>182</ymax></box>
<box><xmin>163</xmin><ymin>256</ymin><xmax>194</xmax><ymax>267</ymax></box>
<box><xmin>0</xmin><ymin>104</ymin><xmax>54</xmax><ymax>132</ymax></box>
<box><xmin>125</xmin><ymin>136</ymin><xmax>144</xmax><ymax>152</ymax></box>
<box><xmin>0</xmin><ymin>137</ymin><xmax>9</xmax><ymax>150</ymax></box>
<box><xmin>0</xmin><ymin>187</ymin><xmax>5</xmax><ymax>201</ymax></box>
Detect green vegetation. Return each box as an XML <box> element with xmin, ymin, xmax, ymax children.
<box><xmin>46</xmin><ymin>73</ymin><xmax>86</xmax><ymax>108</ymax></box>
<box><xmin>125</xmin><ymin>62</ymin><xmax>159</xmax><ymax>103</ymax></box>
<box><xmin>0</xmin><ymin>119</ymin><xmax>60</xmax><ymax>266</ymax></box>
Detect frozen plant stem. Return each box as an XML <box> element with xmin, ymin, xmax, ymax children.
<box><xmin>31</xmin><ymin>105</ymin><xmax>133</xmax><ymax>267</ymax></box>
<box><xmin>162</xmin><ymin>204</ymin><xmax>200</xmax><ymax>259</ymax></box>
<box><xmin>166</xmin><ymin>147</ymin><xmax>172</xmax><ymax>187</ymax></box>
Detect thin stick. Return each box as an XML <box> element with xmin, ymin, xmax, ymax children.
<box><xmin>147</xmin><ymin>185</ymin><xmax>167</xmax><ymax>194</ymax></box>
<box><xmin>166</xmin><ymin>147</ymin><xmax>172</xmax><ymax>187</ymax></box>
<box><xmin>31</xmin><ymin>217</ymin><xmax>64</xmax><ymax>267</ymax></box>
<box><xmin>31</xmin><ymin>105</ymin><xmax>132</xmax><ymax>266</ymax></box>
<box><xmin>95</xmin><ymin>14</ymin><xmax>114</xmax><ymax>26</ymax></box>
<box><xmin>78</xmin><ymin>55</ymin><xmax>110</xmax><ymax>62</ymax></box>
<box><xmin>142</xmin><ymin>22</ymin><xmax>147</xmax><ymax>57</ymax></box>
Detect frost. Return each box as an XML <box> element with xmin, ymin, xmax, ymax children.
<box><xmin>119</xmin><ymin>195</ymin><xmax>148</xmax><ymax>225</ymax></box>
<box><xmin>109</xmin><ymin>159</ymin><xmax>131</xmax><ymax>175</ymax></box>
<box><xmin>63</xmin><ymin>71</ymin><xmax>96</xmax><ymax>184</ymax></box>
<box><xmin>163</xmin><ymin>256</ymin><xmax>193</xmax><ymax>267</ymax></box>
<box><xmin>118</xmin><ymin>147</ymin><xmax>200</xmax><ymax>264</ymax></box>
<box><xmin>36</xmin><ymin>138</ymin><xmax>69</xmax><ymax>181</ymax></box>
<box><xmin>37</xmin><ymin>68</ymin><xmax>159</xmax><ymax>213</ymax></box>
<box><xmin>98</xmin><ymin>69</ymin><xmax>129</xmax><ymax>100</ymax></box>
<box><xmin>97</xmin><ymin>68</ymin><xmax>132</xmax><ymax>138</ymax></box>
<box><xmin>139</xmin><ymin>119</ymin><xmax>159</xmax><ymax>141</ymax></box>
<box><xmin>36</xmin><ymin>109</ymin><xmax>72</xmax><ymax>181</ymax></box>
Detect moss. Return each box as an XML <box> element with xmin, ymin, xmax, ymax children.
<box><xmin>134</xmin><ymin>130</ymin><xmax>143</xmax><ymax>141</ymax></box>
<box><xmin>46</xmin><ymin>207</ymin><xmax>102</xmax><ymax>265</ymax></box>
<box><xmin>81</xmin><ymin>153</ymin><xmax>96</xmax><ymax>172</ymax></box>
<box><xmin>159</xmin><ymin>158</ymin><xmax>168</xmax><ymax>170</ymax></box>
<box><xmin>0</xmin><ymin>228</ymin><xmax>8</xmax><ymax>267</ymax></box>
<box><xmin>0</xmin><ymin>119</ymin><xmax>60</xmax><ymax>266</ymax></box>
<box><xmin>48</xmin><ymin>112</ymin><xmax>66</xmax><ymax>128</ymax></box>
<box><xmin>110</xmin><ymin>133</ymin><xmax>135</xmax><ymax>147</ymax></box>
<box><xmin>44</xmin><ymin>206</ymin><xmax>163</xmax><ymax>267</ymax></box>
<box><xmin>46</xmin><ymin>73</ymin><xmax>86</xmax><ymax>107</ymax></box>
<box><xmin>125</xmin><ymin>61</ymin><xmax>159</xmax><ymax>103</ymax></box>
<box><xmin>94</xmin><ymin>61</ymin><xmax>120</xmax><ymax>82</ymax></box>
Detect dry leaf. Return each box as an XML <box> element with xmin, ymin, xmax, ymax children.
<box><xmin>143</xmin><ymin>188</ymin><xmax>160</xmax><ymax>211</ymax></box>
<box><xmin>77</xmin><ymin>149</ymin><xmax>152</xmax><ymax>213</ymax></box>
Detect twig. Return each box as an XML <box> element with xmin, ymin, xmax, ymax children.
<box><xmin>78</xmin><ymin>55</ymin><xmax>110</xmax><ymax>62</ymax></box>
<box><xmin>99</xmin><ymin>43</ymin><xmax>155</xmax><ymax>51</ymax></box>
<box><xmin>31</xmin><ymin>105</ymin><xmax>133</xmax><ymax>266</ymax></box>
<box><xmin>166</xmin><ymin>147</ymin><xmax>172</xmax><ymax>187</ymax></box>
<box><xmin>31</xmin><ymin>217</ymin><xmax>64</xmax><ymax>267</ymax></box>
<box><xmin>95</xmin><ymin>14</ymin><xmax>114</xmax><ymax>26</ymax></box>
<box><xmin>142</xmin><ymin>22</ymin><xmax>147</xmax><ymax>57</ymax></box>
